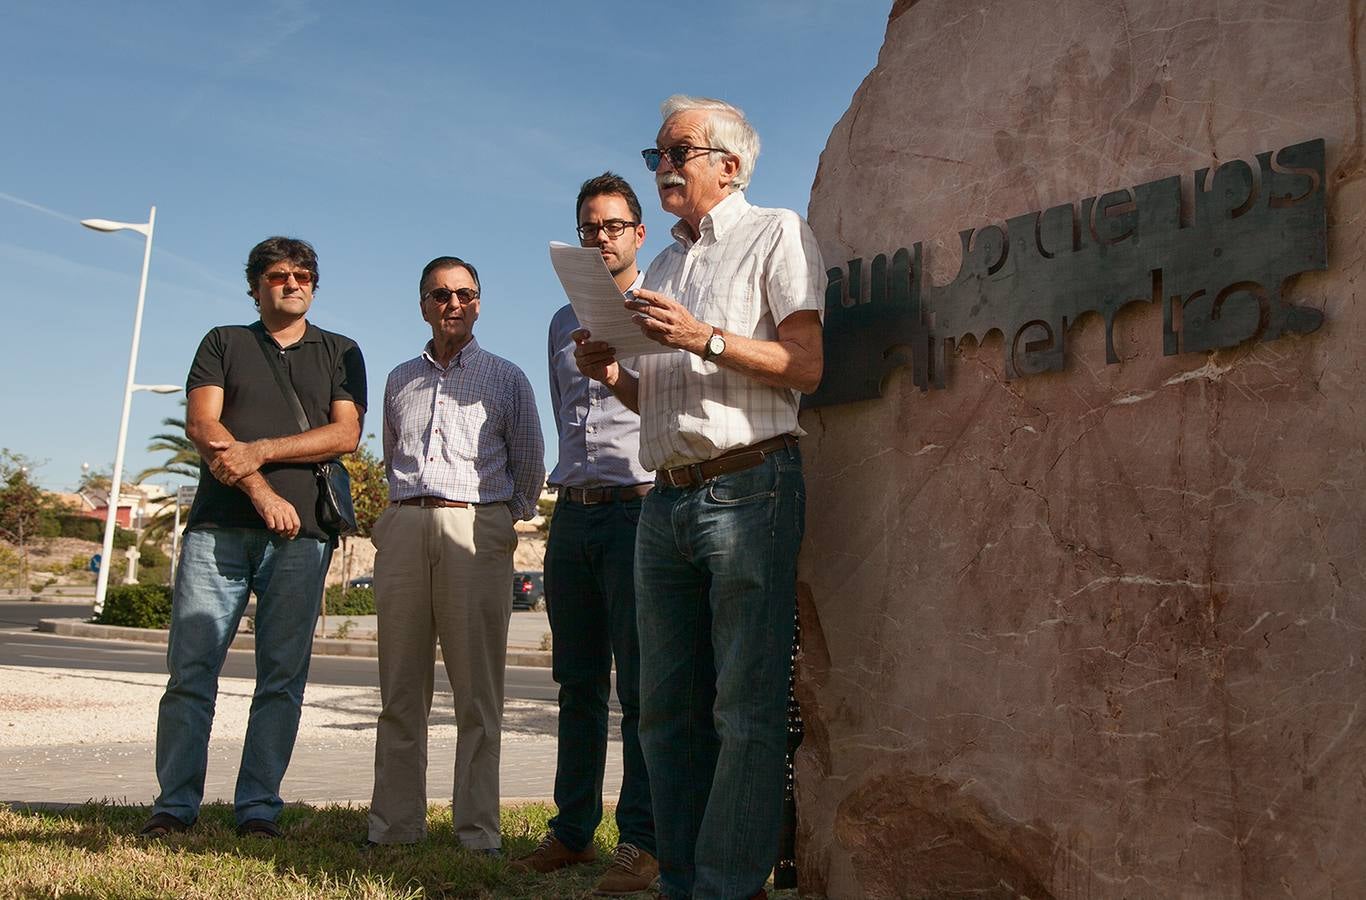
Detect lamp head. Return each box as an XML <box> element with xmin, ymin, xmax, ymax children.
<box><xmin>81</xmin><ymin>218</ymin><xmax>151</xmax><ymax>237</ymax></box>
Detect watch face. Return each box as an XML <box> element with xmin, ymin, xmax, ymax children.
<box><xmin>708</xmin><ymin>334</ymin><xmax>726</xmax><ymax>357</ymax></box>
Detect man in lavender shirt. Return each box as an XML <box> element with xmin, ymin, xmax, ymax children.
<box><xmin>366</xmin><ymin>256</ymin><xmax>544</xmax><ymax>853</ymax></box>
<box><xmin>513</xmin><ymin>173</ymin><xmax>657</xmax><ymax>893</ymax></box>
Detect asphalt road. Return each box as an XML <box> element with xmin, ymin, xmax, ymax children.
<box><xmin>0</xmin><ymin>601</ymin><xmax>560</xmax><ymax>702</ymax></box>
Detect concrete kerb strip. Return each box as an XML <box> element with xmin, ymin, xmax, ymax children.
<box><xmin>37</xmin><ymin>618</ymin><xmax>553</xmax><ymax>668</ymax></box>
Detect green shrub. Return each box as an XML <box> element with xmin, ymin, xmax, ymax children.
<box><xmin>536</xmin><ymin>495</ymin><xmax>556</xmax><ymax>534</ymax></box>
<box><xmin>94</xmin><ymin>583</ymin><xmax>173</xmax><ymax>628</ymax></box>
<box><xmin>136</xmin><ymin>543</ymin><xmax>172</xmax><ymax>586</ymax></box>
<box><xmin>323</xmin><ymin>584</ymin><xmax>376</xmax><ymax>616</ymax></box>
<box><xmin>0</xmin><ymin>545</ymin><xmax>18</xmax><ymax>583</ymax></box>
<box><xmin>57</xmin><ymin>514</ymin><xmax>136</xmax><ymax>548</ymax></box>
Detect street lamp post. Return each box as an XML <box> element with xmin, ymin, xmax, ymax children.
<box><xmin>81</xmin><ymin>207</ymin><xmax>181</xmax><ymax>616</ymax></box>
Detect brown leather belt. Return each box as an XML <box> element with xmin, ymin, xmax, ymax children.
<box><xmin>394</xmin><ymin>496</ymin><xmax>470</xmax><ymax>508</ymax></box>
<box><xmin>656</xmin><ymin>434</ymin><xmax>798</xmax><ymax>489</ymax></box>
<box><xmin>560</xmin><ymin>484</ymin><xmax>653</xmax><ymax>505</ymax></box>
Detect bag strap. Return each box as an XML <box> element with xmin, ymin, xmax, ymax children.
<box><xmin>253</xmin><ymin>327</ymin><xmax>313</xmax><ymax>436</ymax></box>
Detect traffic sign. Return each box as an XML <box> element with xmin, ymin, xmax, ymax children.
<box><xmin>90</xmin><ymin>553</ymin><xmax>101</xmax><ymax>573</ymax></box>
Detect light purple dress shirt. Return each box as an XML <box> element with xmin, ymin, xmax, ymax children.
<box><xmin>546</xmin><ymin>273</ymin><xmax>653</xmax><ymax>488</ymax></box>
<box><xmin>383</xmin><ymin>337</ymin><xmax>545</xmax><ymax>520</ymax></box>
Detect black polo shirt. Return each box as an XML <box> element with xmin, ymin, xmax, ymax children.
<box><xmin>184</xmin><ymin>321</ymin><xmax>367</xmax><ymax>542</ymax></box>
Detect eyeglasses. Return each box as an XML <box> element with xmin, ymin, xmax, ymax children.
<box><xmin>641</xmin><ymin>144</ymin><xmax>729</xmax><ymax>172</ymax></box>
<box><xmin>576</xmin><ymin>219</ymin><xmax>639</xmax><ymax>241</ymax></box>
<box><xmin>422</xmin><ymin>287</ymin><xmax>480</xmax><ymax>305</ymax></box>
<box><xmin>262</xmin><ymin>269</ymin><xmax>314</xmax><ymax>286</ymax></box>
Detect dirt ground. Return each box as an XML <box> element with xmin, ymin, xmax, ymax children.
<box><xmin>1</xmin><ymin>537</ymin><xmax>101</xmax><ymax>588</ymax></box>
<box><xmin>4</xmin><ymin>527</ymin><xmax>547</xmax><ymax>590</ymax></box>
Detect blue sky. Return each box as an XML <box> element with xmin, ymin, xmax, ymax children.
<box><xmin>1</xmin><ymin>0</ymin><xmax>888</xmax><ymax>492</ymax></box>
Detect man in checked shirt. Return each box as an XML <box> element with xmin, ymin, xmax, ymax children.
<box><xmin>366</xmin><ymin>256</ymin><xmax>544</xmax><ymax>853</ymax></box>
<box><xmin>574</xmin><ymin>96</ymin><xmax>825</xmax><ymax>899</ymax></box>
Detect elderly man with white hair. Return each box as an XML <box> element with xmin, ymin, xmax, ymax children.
<box><xmin>573</xmin><ymin>94</ymin><xmax>825</xmax><ymax>900</ymax></box>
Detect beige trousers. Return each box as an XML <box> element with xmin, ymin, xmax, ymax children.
<box><xmin>366</xmin><ymin>502</ymin><xmax>515</xmax><ymax>848</ymax></box>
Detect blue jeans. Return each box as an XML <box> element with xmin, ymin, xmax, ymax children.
<box><xmin>636</xmin><ymin>445</ymin><xmax>804</xmax><ymax>899</ymax></box>
<box><xmin>153</xmin><ymin>527</ymin><xmax>332</xmax><ymax>825</ymax></box>
<box><xmin>545</xmin><ymin>495</ymin><xmax>653</xmax><ymax>854</ymax></box>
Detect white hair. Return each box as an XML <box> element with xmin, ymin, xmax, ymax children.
<box><xmin>660</xmin><ymin>94</ymin><xmax>760</xmax><ymax>191</ymax></box>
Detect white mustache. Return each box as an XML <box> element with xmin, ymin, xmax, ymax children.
<box><xmin>657</xmin><ymin>173</ymin><xmax>686</xmax><ymax>189</ymax></box>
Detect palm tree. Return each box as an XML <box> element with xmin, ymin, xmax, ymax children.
<box><xmin>135</xmin><ymin>404</ymin><xmax>199</xmax><ymax>545</ymax></box>
<box><xmin>135</xmin><ymin>411</ymin><xmax>200</xmax><ymax>483</ymax></box>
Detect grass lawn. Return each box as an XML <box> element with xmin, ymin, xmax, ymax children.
<box><xmin>1</xmin><ymin>801</ymin><xmax>799</xmax><ymax>898</ymax></box>
<box><xmin>0</xmin><ymin>801</ymin><xmax>620</xmax><ymax>899</ymax></box>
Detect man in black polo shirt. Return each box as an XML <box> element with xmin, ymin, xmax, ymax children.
<box><xmin>138</xmin><ymin>236</ymin><xmax>366</xmax><ymax>839</ymax></box>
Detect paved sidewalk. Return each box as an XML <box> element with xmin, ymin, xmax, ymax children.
<box><xmin>0</xmin><ymin>665</ymin><xmax>621</xmax><ymax>807</ymax></box>
<box><xmin>5</xmin><ymin>600</ymin><xmax>625</xmax><ymax>809</ymax></box>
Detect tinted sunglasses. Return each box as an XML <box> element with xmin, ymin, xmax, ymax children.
<box><xmin>422</xmin><ymin>287</ymin><xmax>480</xmax><ymax>305</ymax></box>
<box><xmin>262</xmin><ymin>270</ymin><xmax>314</xmax><ymax>286</ymax></box>
<box><xmin>641</xmin><ymin>144</ymin><xmax>729</xmax><ymax>172</ymax></box>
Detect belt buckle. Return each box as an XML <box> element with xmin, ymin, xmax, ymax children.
<box><xmin>688</xmin><ymin>463</ymin><xmax>705</xmax><ymax>486</ymax></box>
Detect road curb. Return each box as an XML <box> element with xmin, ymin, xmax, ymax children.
<box><xmin>36</xmin><ymin>618</ymin><xmax>553</xmax><ymax>668</ymax></box>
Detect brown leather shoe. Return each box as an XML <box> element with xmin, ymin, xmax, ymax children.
<box><xmin>511</xmin><ymin>833</ymin><xmax>596</xmax><ymax>872</ymax></box>
<box><xmin>593</xmin><ymin>842</ymin><xmax>659</xmax><ymax>895</ymax></box>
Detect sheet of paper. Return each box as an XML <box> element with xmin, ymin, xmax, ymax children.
<box><xmin>548</xmin><ymin>242</ymin><xmax>675</xmax><ymax>357</ymax></box>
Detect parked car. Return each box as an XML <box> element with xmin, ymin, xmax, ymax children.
<box><xmin>347</xmin><ymin>573</ymin><xmax>374</xmax><ymax>589</ymax></box>
<box><xmin>512</xmin><ymin>570</ymin><xmax>544</xmax><ymax>611</ymax></box>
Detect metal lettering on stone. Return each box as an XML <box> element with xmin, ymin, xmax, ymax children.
<box><xmin>805</xmin><ymin>138</ymin><xmax>1327</xmax><ymax>407</ymax></box>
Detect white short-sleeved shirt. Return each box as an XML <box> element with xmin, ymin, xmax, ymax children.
<box><xmin>637</xmin><ymin>191</ymin><xmax>826</xmax><ymax>471</ymax></box>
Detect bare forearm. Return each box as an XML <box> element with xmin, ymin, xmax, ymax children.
<box><xmin>631</xmin><ymin>291</ymin><xmax>824</xmax><ymax>395</ymax></box>
<box><xmin>709</xmin><ymin>330</ymin><xmax>823</xmax><ymax>393</ymax></box>
<box><xmin>191</xmin><ymin>414</ymin><xmax>360</xmax><ymax>489</ymax></box>
<box><xmin>253</xmin><ymin>421</ymin><xmax>361</xmax><ymax>464</ymax></box>
<box><xmin>186</xmin><ymin>417</ymin><xmax>235</xmax><ymax>462</ymax></box>
<box><xmin>187</xmin><ymin>418</ymin><xmax>282</xmax><ymax>500</ymax></box>
<box><xmin>604</xmin><ymin>368</ymin><xmax>641</xmax><ymax>413</ymax></box>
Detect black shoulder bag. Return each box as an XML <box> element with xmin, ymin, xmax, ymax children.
<box><xmin>254</xmin><ymin>335</ymin><xmax>357</xmax><ymax>537</ymax></box>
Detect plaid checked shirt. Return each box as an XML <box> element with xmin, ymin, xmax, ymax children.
<box><xmin>383</xmin><ymin>337</ymin><xmax>545</xmax><ymax>520</ymax></box>
<box><xmin>636</xmin><ymin>191</ymin><xmax>826</xmax><ymax>471</ymax></box>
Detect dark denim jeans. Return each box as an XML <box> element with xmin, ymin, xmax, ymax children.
<box><xmin>636</xmin><ymin>445</ymin><xmax>804</xmax><ymax>899</ymax></box>
<box><xmin>153</xmin><ymin>527</ymin><xmax>331</xmax><ymax>826</ymax></box>
<box><xmin>544</xmin><ymin>496</ymin><xmax>654</xmax><ymax>854</ymax></box>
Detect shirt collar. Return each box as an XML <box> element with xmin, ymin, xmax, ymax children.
<box><xmin>670</xmin><ymin>190</ymin><xmax>749</xmax><ymax>248</ymax></box>
<box><xmin>624</xmin><ymin>270</ymin><xmax>645</xmax><ymax>297</ymax></box>
<box><xmin>422</xmin><ymin>336</ymin><xmax>481</xmax><ymax>370</ymax></box>
<box><xmin>250</xmin><ymin>319</ymin><xmax>322</xmax><ymax>349</ymax></box>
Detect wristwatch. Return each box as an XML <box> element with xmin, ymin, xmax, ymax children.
<box><xmin>702</xmin><ymin>327</ymin><xmax>726</xmax><ymax>361</ymax></box>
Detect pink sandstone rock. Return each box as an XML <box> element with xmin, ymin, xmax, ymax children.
<box><xmin>796</xmin><ymin>1</ymin><xmax>1365</xmax><ymax>896</ymax></box>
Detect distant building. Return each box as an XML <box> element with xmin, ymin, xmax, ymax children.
<box><xmin>73</xmin><ymin>482</ymin><xmax>173</xmax><ymax>529</ymax></box>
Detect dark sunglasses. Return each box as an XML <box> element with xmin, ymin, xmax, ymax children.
<box><xmin>577</xmin><ymin>219</ymin><xmax>639</xmax><ymax>241</ymax></box>
<box><xmin>641</xmin><ymin>144</ymin><xmax>729</xmax><ymax>172</ymax></box>
<box><xmin>262</xmin><ymin>269</ymin><xmax>314</xmax><ymax>286</ymax></box>
<box><xmin>422</xmin><ymin>287</ymin><xmax>479</xmax><ymax>305</ymax></box>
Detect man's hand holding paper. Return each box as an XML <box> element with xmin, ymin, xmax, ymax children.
<box><xmin>548</xmin><ymin>242</ymin><xmax>676</xmax><ymax>358</ymax></box>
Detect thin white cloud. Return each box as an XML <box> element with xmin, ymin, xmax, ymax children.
<box><xmin>0</xmin><ymin>241</ymin><xmax>241</xmax><ymax>319</ymax></box>
<box><xmin>171</xmin><ymin>0</ymin><xmax>321</xmax><ymax>122</ymax></box>
<box><xmin>0</xmin><ymin>191</ymin><xmax>81</xmax><ymax>225</ymax></box>
<box><xmin>0</xmin><ymin>190</ymin><xmax>240</xmax><ymax>298</ymax></box>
